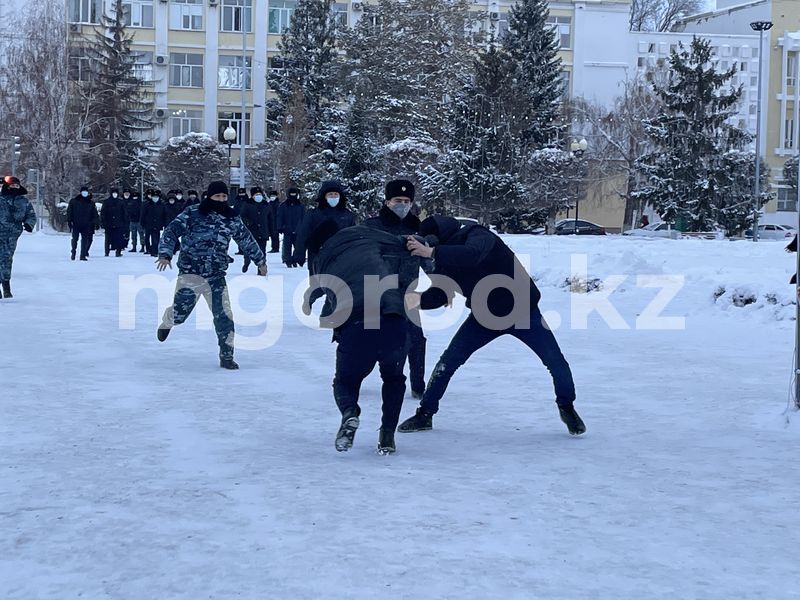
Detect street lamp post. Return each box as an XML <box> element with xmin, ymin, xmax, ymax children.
<box><xmin>223</xmin><ymin>125</ymin><xmax>236</xmax><ymax>185</ymax></box>
<box><xmin>750</xmin><ymin>20</ymin><xmax>773</xmax><ymax>243</ymax></box>
<box><xmin>570</xmin><ymin>138</ymin><xmax>588</xmax><ymax>233</ymax></box>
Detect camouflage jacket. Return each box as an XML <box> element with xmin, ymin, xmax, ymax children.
<box><xmin>158</xmin><ymin>204</ymin><xmax>266</xmax><ymax>277</ymax></box>
<box><xmin>0</xmin><ymin>192</ymin><xmax>36</xmax><ymax>237</ymax></box>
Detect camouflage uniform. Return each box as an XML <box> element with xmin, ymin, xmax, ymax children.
<box><xmin>0</xmin><ymin>190</ymin><xmax>36</xmax><ymax>282</ymax></box>
<box><xmin>158</xmin><ymin>204</ymin><xmax>266</xmax><ymax>361</ymax></box>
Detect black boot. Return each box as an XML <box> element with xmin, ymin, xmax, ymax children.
<box><xmin>398</xmin><ymin>408</ymin><xmax>433</xmax><ymax>433</ymax></box>
<box><xmin>128</xmin><ymin>247</ymin><xmax>137</xmax><ymax>253</ymax></box>
<box><xmin>71</xmin><ymin>250</ymin><xmax>76</xmax><ymax>260</ymax></box>
<box><xmin>116</xmin><ymin>249</ymin><xmax>122</xmax><ymax>257</ymax></box>
<box><xmin>377</xmin><ymin>429</ymin><xmax>396</xmax><ymax>455</ymax></box>
<box><xmin>558</xmin><ymin>404</ymin><xmax>586</xmax><ymax>435</ymax></box>
<box><xmin>335</xmin><ymin>416</ymin><xmax>360</xmax><ymax>452</ymax></box>
<box><xmin>242</xmin><ymin>263</ymin><xmax>248</xmax><ymax>273</ymax></box>
<box><xmin>1</xmin><ymin>281</ymin><xmax>11</xmax><ymax>299</ymax></box>
<box><xmin>220</xmin><ymin>358</ymin><xmax>240</xmax><ymax>370</ymax></box>
<box><xmin>157</xmin><ymin>327</ymin><xmax>171</xmax><ymax>342</ymax></box>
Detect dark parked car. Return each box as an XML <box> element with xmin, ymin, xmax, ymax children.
<box><xmin>554</xmin><ymin>219</ymin><xmax>607</xmax><ymax>235</ymax></box>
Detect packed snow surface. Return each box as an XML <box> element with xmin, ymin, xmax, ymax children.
<box><xmin>2</xmin><ymin>232</ymin><xmax>799</xmax><ymax>599</ymax></box>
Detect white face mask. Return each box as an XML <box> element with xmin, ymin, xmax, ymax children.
<box><xmin>390</xmin><ymin>203</ymin><xmax>411</xmax><ymax>219</ymax></box>
<box><xmin>112</xmin><ymin>192</ymin><xmax>118</xmax><ymax>198</ymax></box>
<box><xmin>81</xmin><ymin>191</ymin><xmax>88</xmax><ymax>198</ymax></box>
<box><xmin>268</xmin><ymin>195</ymin><xmax>277</xmax><ymax>202</ymax></box>
<box><xmin>176</xmin><ymin>194</ymin><xmax>183</xmax><ymax>200</ymax></box>
<box><xmin>327</xmin><ymin>196</ymin><xmax>340</xmax><ymax>208</ymax></box>
<box><xmin>123</xmin><ymin>194</ymin><xmax>130</xmax><ymax>199</ymax></box>
<box><xmin>254</xmin><ymin>194</ymin><xmax>264</xmax><ymax>203</ymax></box>
<box><xmin>152</xmin><ymin>196</ymin><xmax>159</xmax><ymax>203</ymax></box>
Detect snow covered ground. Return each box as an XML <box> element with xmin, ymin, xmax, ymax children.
<box><xmin>2</xmin><ymin>231</ymin><xmax>799</xmax><ymax>599</ymax></box>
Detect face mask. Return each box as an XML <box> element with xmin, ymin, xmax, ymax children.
<box><xmin>176</xmin><ymin>194</ymin><xmax>183</xmax><ymax>200</ymax></box>
<box><xmin>390</xmin><ymin>203</ymin><xmax>411</xmax><ymax>219</ymax></box>
<box><xmin>123</xmin><ymin>194</ymin><xmax>130</xmax><ymax>199</ymax></box>
<box><xmin>254</xmin><ymin>194</ymin><xmax>264</xmax><ymax>203</ymax></box>
<box><xmin>81</xmin><ymin>191</ymin><xmax>88</xmax><ymax>198</ymax></box>
<box><xmin>327</xmin><ymin>196</ymin><xmax>340</xmax><ymax>208</ymax></box>
<box><xmin>268</xmin><ymin>195</ymin><xmax>277</xmax><ymax>202</ymax></box>
<box><xmin>169</xmin><ymin>199</ymin><xmax>175</xmax><ymax>204</ymax></box>
<box><xmin>112</xmin><ymin>193</ymin><xmax>118</xmax><ymax>198</ymax></box>
<box><xmin>152</xmin><ymin>196</ymin><xmax>159</xmax><ymax>203</ymax></box>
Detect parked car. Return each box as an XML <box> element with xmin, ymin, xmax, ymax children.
<box><xmin>744</xmin><ymin>224</ymin><xmax>796</xmax><ymax>240</ymax></box>
<box><xmin>553</xmin><ymin>219</ymin><xmax>607</xmax><ymax>235</ymax></box>
<box><xmin>622</xmin><ymin>222</ymin><xmax>682</xmax><ymax>240</ymax></box>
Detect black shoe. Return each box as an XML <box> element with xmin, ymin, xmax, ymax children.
<box><xmin>398</xmin><ymin>408</ymin><xmax>433</xmax><ymax>433</ymax></box>
<box><xmin>268</xmin><ymin>249</ymin><xmax>279</xmax><ymax>253</ymax></box>
<box><xmin>558</xmin><ymin>404</ymin><xmax>586</xmax><ymax>435</ymax></box>
<box><xmin>128</xmin><ymin>248</ymin><xmax>137</xmax><ymax>253</ymax></box>
<box><xmin>80</xmin><ymin>256</ymin><xmax>87</xmax><ymax>261</ymax></box>
<box><xmin>157</xmin><ymin>327</ymin><xmax>170</xmax><ymax>342</ymax></box>
<box><xmin>220</xmin><ymin>358</ymin><xmax>239</xmax><ymax>370</ymax></box>
<box><xmin>411</xmin><ymin>388</ymin><xmax>424</xmax><ymax>400</ymax></box>
<box><xmin>335</xmin><ymin>416</ymin><xmax>359</xmax><ymax>452</ymax></box>
<box><xmin>71</xmin><ymin>251</ymin><xmax>76</xmax><ymax>260</ymax></box>
<box><xmin>377</xmin><ymin>429</ymin><xmax>396</xmax><ymax>455</ymax></box>
<box><xmin>228</xmin><ymin>255</ymin><xmax>234</xmax><ymax>263</ymax></box>
<box><xmin>1</xmin><ymin>281</ymin><xmax>11</xmax><ymax>299</ymax></box>
<box><xmin>105</xmin><ymin>252</ymin><xmax>109</xmax><ymax>257</ymax></box>
<box><xmin>235</xmin><ymin>251</ymin><xmax>243</xmax><ymax>255</ymax></box>
<box><xmin>242</xmin><ymin>263</ymin><xmax>248</xmax><ymax>273</ymax></box>
<box><xmin>139</xmin><ymin>247</ymin><xmax>146</xmax><ymax>253</ymax></box>
<box><xmin>116</xmin><ymin>250</ymin><xmax>122</xmax><ymax>257</ymax></box>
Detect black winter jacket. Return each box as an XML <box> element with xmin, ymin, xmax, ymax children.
<box><xmin>240</xmin><ymin>199</ymin><xmax>272</xmax><ymax>239</ymax></box>
<box><xmin>140</xmin><ymin>198</ymin><xmax>167</xmax><ymax>230</ymax></box>
<box><xmin>163</xmin><ymin>199</ymin><xmax>184</xmax><ymax>226</ymax></box>
<box><xmin>277</xmin><ymin>198</ymin><xmax>306</xmax><ymax>234</ymax></box>
<box><xmin>125</xmin><ymin>196</ymin><xmax>141</xmax><ymax>222</ymax></box>
<box><xmin>293</xmin><ymin>180</ymin><xmax>356</xmax><ymax>268</ymax></box>
<box><xmin>67</xmin><ymin>195</ymin><xmax>100</xmax><ymax>231</ymax></box>
<box><xmin>100</xmin><ymin>196</ymin><xmax>128</xmax><ymax>230</ymax></box>
<box><xmin>364</xmin><ymin>206</ymin><xmax>426</xmax><ymax>291</ymax></box>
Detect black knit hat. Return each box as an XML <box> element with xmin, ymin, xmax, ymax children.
<box><xmin>267</xmin><ymin>189</ymin><xmax>278</xmax><ymax>196</ymax></box>
<box><xmin>385</xmin><ymin>179</ymin><xmax>415</xmax><ymax>202</ymax></box>
<box><xmin>207</xmin><ymin>181</ymin><xmax>229</xmax><ymax>198</ymax></box>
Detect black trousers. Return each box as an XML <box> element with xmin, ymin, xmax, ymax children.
<box><xmin>407</xmin><ymin>318</ymin><xmax>427</xmax><ymax>394</ymax></box>
<box><xmin>420</xmin><ymin>307</ymin><xmax>576</xmax><ymax>414</ymax></box>
<box><xmin>145</xmin><ymin>228</ymin><xmax>161</xmax><ymax>256</ymax></box>
<box><xmin>333</xmin><ymin>315</ymin><xmax>407</xmax><ymax>431</ymax></box>
<box><xmin>71</xmin><ymin>227</ymin><xmax>94</xmax><ymax>259</ymax></box>
<box><xmin>243</xmin><ymin>235</ymin><xmax>268</xmax><ymax>269</ymax></box>
<box><xmin>281</xmin><ymin>233</ymin><xmax>297</xmax><ymax>265</ymax></box>
<box><xmin>268</xmin><ymin>227</ymin><xmax>280</xmax><ymax>252</ymax></box>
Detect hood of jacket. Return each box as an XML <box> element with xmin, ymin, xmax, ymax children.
<box><xmin>315</xmin><ymin>180</ymin><xmax>348</xmax><ymax>209</ymax></box>
<box><xmin>419</xmin><ymin>216</ymin><xmax>462</xmax><ymax>244</ymax></box>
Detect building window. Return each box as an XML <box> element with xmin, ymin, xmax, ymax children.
<box><xmin>559</xmin><ymin>70</ymin><xmax>570</xmax><ymax>99</ymax></box>
<box><xmin>132</xmin><ymin>51</ymin><xmax>154</xmax><ymax>82</ymax></box>
<box><xmin>68</xmin><ymin>47</ymin><xmax>92</xmax><ymax>82</ymax></box>
<box><xmin>777</xmin><ymin>187</ymin><xmax>797</xmax><ymax>212</ymax></box>
<box><xmin>221</xmin><ymin>0</ymin><xmax>252</xmax><ymax>33</ymax></box>
<box><xmin>785</xmin><ymin>119</ymin><xmax>795</xmax><ymax>150</ymax></box>
<box><xmin>740</xmin><ymin>61</ymin><xmax>747</xmax><ymax>72</ymax></box>
<box><xmin>218</xmin><ymin>111</ymin><xmax>251</xmax><ymax>146</ymax></box>
<box><xmin>787</xmin><ymin>55</ymin><xmax>797</xmax><ymax>87</ymax></box>
<box><xmin>218</xmin><ymin>55</ymin><xmax>252</xmax><ymax>89</ymax></box>
<box><xmin>122</xmin><ymin>1</ymin><xmax>154</xmax><ymax>29</ymax></box>
<box><xmin>170</xmin><ymin>53</ymin><xmax>204</xmax><ymax>87</ymax></box>
<box><xmin>69</xmin><ymin>0</ymin><xmax>100</xmax><ymax>23</ymax></box>
<box><xmin>333</xmin><ymin>3</ymin><xmax>348</xmax><ymax>28</ymax></box>
<box><xmin>546</xmin><ymin>16</ymin><xmax>571</xmax><ymax>49</ymax></box>
<box><xmin>497</xmin><ymin>17</ymin><xmax>509</xmax><ymax>38</ymax></box>
<box><xmin>170</xmin><ymin>0</ymin><xmax>203</xmax><ymax>30</ymax></box>
<box><xmin>268</xmin><ymin>56</ymin><xmax>285</xmax><ymax>76</ymax></box>
<box><xmin>170</xmin><ymin>109</ymin><xmax>203</xmax><ymax>138</ymax></box>
<box><xmin>268</xmin><ymin>1</ymin><xmax>297</xmax><ymax>34</ymax></box>
<box><xmin>752</xmin><ymin>46</ymin><xmax>759</xmax><ymax>58</ymax></box>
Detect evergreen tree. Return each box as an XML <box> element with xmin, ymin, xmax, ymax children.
<box><xmin>157</xmin><ymin>133</ymin><xmax>229</xmax><ymax>191</ymax></box>
<box><xmin>82</xmin><ymin>0</ymin><xmax>157</xmax><ymax>189</ymax></box>
<box><xmin>634</xmin><ymin>37</ymin><xmax>755</xmax><ymax>231</ymax></box>
<box><xmin>503</xmin><ymin>0</ymin><xmax>565</xmax><ymax>149</ymax></box>
<box><xmin>716</xmin><ymin>151</ymin><xmax>770</xmax><ymax>236</ymax></box>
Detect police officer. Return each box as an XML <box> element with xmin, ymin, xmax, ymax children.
<box><xmin>67</xmin><ymin>185</ymin><xmax>99</xmax><ymax>261</ymax></box>
<box><xmin>140</xmin><ymin>189</ymin><xmax>166</xmax><ymax>256</ymax></box>
<box><xmin>156</xmin><ymin>181</ymin><xmax>267</xmax><ymax>370</ymax></box>
<box><xmin>0</xmin><ymin>176</ymin><xmax>36</xmax><ymax>298</ymax></box>
<box><xmin>101</xmin><ymin>187</ymin><xmax>128</xmax><ymax>257</ymax></box>
<box><xmin>265</xmin><ymin>189</ymin><xmax>280</xmax><ymax>253</ymax></box>
<box><xmin>277</xmin><ymin>187</ymin><xmax>305</xmax><ymax>267</ymax></box>
<box><xmin>124</xmin><ymin>189</ymin><xmax>144</xmax><ymax>252</ymax></box>
<box><xmin>239</xmin><ymin>186</ymin><xmax>270</xmax><ymax>273</ymax></box>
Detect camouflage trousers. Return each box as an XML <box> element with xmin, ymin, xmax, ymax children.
<box><xmin>0</xmin><ymin>233</ymin><xmax>20</xmax><ymax>281</ymax></box>
<box><xmin>161</xmin><ymin>273</ymin><xmax>235</xmax><ymax>360</ymax></box>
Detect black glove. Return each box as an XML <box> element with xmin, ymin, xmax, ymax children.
<box><xmin>23</xmin><ymin>223</ymin><xmax>33</xmax><ymax>233</ymax></box>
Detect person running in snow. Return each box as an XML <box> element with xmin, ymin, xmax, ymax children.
<box><xmin>304</xmin><ymin>222</ymin><xmax>419</xmax><ymax>454</ymax></box>
<box><xmin>398</xmin><ymin>215</ymin><xmax>585</xmax><ymax>436</ymax></box>
<box><xmin>101</xmin><ymin>187</ymin><xmax>128</xmax><ymax>257</ymax></box>
<box><xmin>364</xmin><ymin>179</ymin><xmax>428</xmax><ymax>400</ymax></box>
<box><xmin>0</xmin><ymin>176</ymin><xmax>36</xmax><ymax>299</ymax></box>
<box><xmin>277</xmin><ymin>187</ymin><xmax>305</xmax><ymax>268</ymax></box>
<box><xmin>156</xmin><ymin>181</ymin><xmax>267</xmax><ymax>370</ymax></box>
<box><xmin>67</xmin><ymin>185</ymin><xmax>99</xmax><ymax>261</ymax></box>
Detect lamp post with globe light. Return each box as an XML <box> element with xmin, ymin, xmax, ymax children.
<box><xmin>570</xmin><ymin>138</ymin><xmax>588</xmax><ymax>232</ymax></box>
<box><xmin>750</xmin><ymin>20</ymin><xmax>773</xmax><ymax>242</ymax></box>
<box><xmin>223</xmin><ymin>125</ymin><xmax>236</xmax><ymax>184</ymax></box>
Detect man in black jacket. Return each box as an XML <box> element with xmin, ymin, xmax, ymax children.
<box><xmin>67</xmin><ymin>185</ymin><xmax>99</xmax><ymax>261</ymax></box>
<box><xmin>305</xmin><ymin>223</ymin><xmax>416</xmax><ymax>454</ymax></box>
<box><xmin>265</xmin><ymin>189</ymin><xmax>280</xmax><ymax>253</ymax></box>
<box><xmin>398</xmin><ymin>216</ymin><xmax>585</xmax><ymax>436</ymax></box>
<box><xmin>100</xmin><ymin>187</ymin><xmax>128</xmax><ymax>257</ymax></box>
<box><xmin>240</xmin><ymin>187</ymin><xmax>270</xmax><ymax>272</ymax></box>
<box><xmin>140</xmin><ymin>189</ymin><xmax>166</xmax><ymax>257</ymax></box>
<box><xmin>277</xmin><ymin>187</ymin><xmax>305</xmax><ymax>267</ymax></box>
<box><xmin>364</xmin><ymin>179</ymin><xmax>428</xmax><ymax>399</ymax></box>
<box><xmin>292</xmin><ymin>180</ymin><xmax>356</xmax><ymax>271</ymax></box>
<box><xmin>124</xmin><ymin>189</ymin><xmax>144</xmax><ymax>252</ymax></box>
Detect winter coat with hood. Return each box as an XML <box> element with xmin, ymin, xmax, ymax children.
<box><xmin>292</xmin><ymin>180</ymin><xmax>356</xmax><ymax>268</ymax></box>
<box><xmin>140</xmin><ymin>193</ymin><xmax>167</xmax><ymax>230</ymax></box>
<box><xmin>277</xmin><ymin>189</ymin><xmax>306</xmax><ymax>234</ymax></box>
<box><xmin>0</xmin><ymin>181</ymin><xmax>36</xmax><ymax>238</ymax></box>
<box><xmin>67</xmin><ymin>192</ymin><xmax>100</xmax><ymax>231</ymax></box>
<box><xmin>240</xmin><ymin>196</ymin><xmax>272</xmax><ymax>239</ymax></box>
<box><xmin>310</xmin><ymin>224</ymin><xmax>413</xmax><ymax>329</ymax></box>
<box><xmin>100</xmin><ymin>191</ymin><xmax>128</xmax><ymax>230</ymax></box>
<box><xmin>418</xmin><ymin>216</ymin><xmax>542</xmax><ymax>317</ymax></box>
